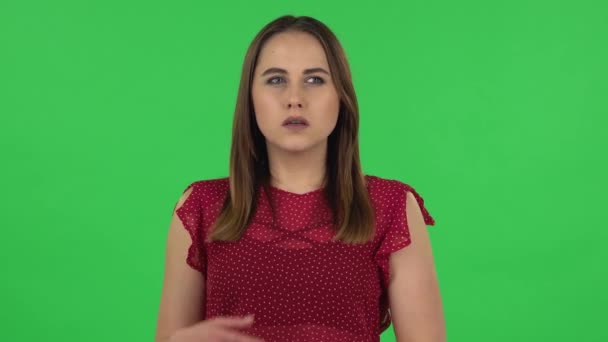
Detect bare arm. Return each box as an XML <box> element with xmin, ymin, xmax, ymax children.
<box><xmin>155</xmin><ymin>187</ymin><xmax>206</xmax><ymax>342</ymax></box>
<box><xmin>388</xmin><ymin>191</ymin><xmax>446</xmax><ymax>342</ymax></box>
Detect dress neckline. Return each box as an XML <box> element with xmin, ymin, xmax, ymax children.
<box><xmin>262</xmin><ymin>175</ymin><xmax>372</xmax><ymax>197</ymax></box>
<box><xmin>267</xmin><ymin>183</ymin><xmax>326</xmax><ymax>197</ymax></box>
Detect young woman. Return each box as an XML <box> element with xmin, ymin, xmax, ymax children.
<box><xmin>155</xmin><ymin>15</ymin><xmax>445</xmax><ymax>342</ymax></box>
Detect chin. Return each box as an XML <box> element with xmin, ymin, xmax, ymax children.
<box><xmin>269</xmin><ymin>139</ymin><xmax>321</xmax><ymax>154</ymax></box>
<box><xmin>279</xmin><ymin>144</ymin><xmax>314</xmax><ymax>153</ymax></box>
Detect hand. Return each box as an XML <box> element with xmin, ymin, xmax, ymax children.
<box><xmin>169</xmin><ymin>315</ymin><xmax>264</xmax><ymax>342</ymax></box>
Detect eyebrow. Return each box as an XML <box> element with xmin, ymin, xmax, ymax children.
<box><xmin>260</xmin><ymin>67</ymin><xmax>330</xmax><ymax>76</ymax></box>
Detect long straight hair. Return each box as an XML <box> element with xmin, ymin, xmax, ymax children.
<box><xmin>207</xmin><ymin>15</ymin><xmax>375</xmax><ymax>244</ymax></box>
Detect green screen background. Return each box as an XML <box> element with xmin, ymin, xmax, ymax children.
<box><xmin>1</xmin><ymin>0</ymin><xmax>606</xmax><ymax>341</ymax></box>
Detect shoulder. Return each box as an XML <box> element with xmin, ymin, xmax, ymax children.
<box><xmin>177</xmin><ymin>177</ymin><xmax>229</xmax><ymax>208</ymax></box>
<box><xmin>183</xmin><ymin>177</ymin><xmax>229</xmax><ymax>195</ymax></box>
<box><xmin>365</xmin><ymin>174</ymin><xmax>428</xmax><ymax>197</ymax></box>
<box><xmin>174</xmin><ymin>177</ymin><xmax>230</xmax><ymax>229</ymax></box>
<box><xmin>365</xmin><ymin>174</ymin><xmax>413</xmax><ymax>199</ymax></box>
<box><xmin>364</xmin><ymin>174</ymin><xmax>435</xmax><ymax>225</ymax></box>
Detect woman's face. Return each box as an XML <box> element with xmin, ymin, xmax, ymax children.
<box><xmin>251</xmin><ymin>31</ymin><xmax>340</xmax><ymax>154</ymax></box>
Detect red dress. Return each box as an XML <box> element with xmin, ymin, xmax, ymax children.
<box><xmin>175</xmin><ymin>174</ymin><xmax>436</xmax><ymax>342</ymax></box>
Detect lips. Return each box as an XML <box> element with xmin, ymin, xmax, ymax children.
<box><xmin>282</xmin><ymin>116</ymin><xmax>309</xmax><ymax>126</ymax></box>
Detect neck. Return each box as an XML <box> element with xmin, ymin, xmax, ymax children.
<box><xmin>266</xmin><ymin>142</ymin><xmax>327</xmax><ymax>194</ymax></box>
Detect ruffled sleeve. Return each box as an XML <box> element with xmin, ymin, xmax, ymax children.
<box><xmin>174</xmin><ymin>181</ymin><xmax>206</xmax><ymax>275</ymax></box>
<box><xmin>375</xmin><ymin>181</ymin><xmax>435</xmax><ymax>289</ymax></box>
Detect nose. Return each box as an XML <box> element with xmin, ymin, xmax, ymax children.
<box><xmin>286</xmin><ymin>85</ymin><xmax>304</xmax><ymax>109</ymax></box>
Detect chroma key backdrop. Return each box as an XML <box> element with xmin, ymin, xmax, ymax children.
<box><xmin>0</xmin><ymin>0</ymin><xmax>606</xmax><ymax>341</ymax></box>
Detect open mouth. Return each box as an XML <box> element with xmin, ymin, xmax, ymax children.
<box><xmin>283</xmin><ymin>123</ymin><xmax>309</xmax><ymax>131</ymax></box>
<box><xmin>282</xmin><ymin>116</ymin><xmax>309</xmax><ymax>127</ymax></box>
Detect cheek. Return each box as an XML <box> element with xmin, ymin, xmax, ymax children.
<box><xmin>252</xmin><ymin>92</ymin><xmax>287</xmax><ymax>141</ymax></box>
<box><xmin>328</xmin><ymin>95</ymin><xmax>341</xmax><ymax>132</ymax></box>
<box><xmin>254</xmin><ymin>89</ymin><xmax>282</xmax><ymax>109</ymax></box>
<box><xmin>252</xmin><ymin>89</ymin><xmax>275</xmax><ymax>126</ymax></box>
<box><xmin>316</xmin><ymin>91</ymin><xmax>340</xmax><ymax>123</ymax></box>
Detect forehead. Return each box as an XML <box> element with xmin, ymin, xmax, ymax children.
<box><xmin>256</xmin><ymin>31</ymin><xmax>329</xmax><ymax>71</ymax></box>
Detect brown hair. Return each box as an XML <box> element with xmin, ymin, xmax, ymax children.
<box><xmin>207</xmin><ymin>15</ymin><xmax>375</xmax><ymax>244</ymax></box>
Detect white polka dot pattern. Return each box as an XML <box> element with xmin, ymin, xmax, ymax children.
<box><xmin>174</xmin><ymin>175</ymin><xmax>436</xmax><ymax>341</ymax></box>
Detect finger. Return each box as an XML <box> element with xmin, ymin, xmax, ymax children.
<box><xmin>216</xmin><ymin>329</ymin><xmax>264</xmax><ymax>342</ymax></box>
<box><xmin>211</xmin><ymin>315</ymin><xmax>255</xmax><ymax>328</ymax></box>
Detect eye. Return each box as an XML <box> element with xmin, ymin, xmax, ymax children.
<box><xmin>266</xmin><ymin>76</ymin><xmax>285</xmax><ymax>85</ymax></box>
<box><xmin>307</xmin><ymin>76</ymin><xmax>325</xmax><ymax>84</ymax></box>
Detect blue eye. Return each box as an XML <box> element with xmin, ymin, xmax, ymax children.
<box><xmin>267</xmin><ymin>77</ymin><xmax>285</xmax><ymax>85</ymax></box>
<box><xmin>307</xmin><ymin>76</ymin><xmax>325</xmax><ymax>84</ymax></box>
<box><xmin>265</xmin><ymin>76</ymin><xmax>326</xmax><ymax>85</ymax></box>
